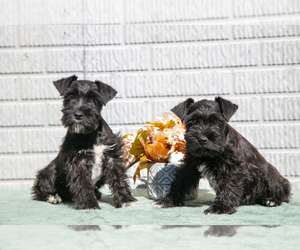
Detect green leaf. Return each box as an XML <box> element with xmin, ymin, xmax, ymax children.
<box><xmin>129</xmin><ymin>130</ymin><xmax>149</xmax><ymax>159</ymax></box>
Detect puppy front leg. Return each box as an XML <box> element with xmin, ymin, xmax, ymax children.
<box><xmin>32</xmin><ymin>160</ymin><xmax>62</xmax><ymax>204</ymax></box>
<box><xmin>104</xmin><ymin>157</ymin><xmax>137</xmax><ymax>208</ymax></box>
<box><xmin>69</xmin><ymin>163</ymin><xmax>100</xmax><ymax>210</ymax></box>
<box><xmin>155</xmin><ymin>159</ymin><xmax>201</xmax><ymax>208</ymax></box>
<box><xmin>204</xmin><ymin>183</ymin><xmax>240</xmax><ymax>215</ymax></box>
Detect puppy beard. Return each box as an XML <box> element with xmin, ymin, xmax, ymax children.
<box><xmin>185</xmin><ymin>132</ymin><xmax>224</xmax><ymax>158</ymax></box>
<box><xmin>70</xmin><ymin>123</ymin><xmax>88</xmax><ymax>134</ymax></box>
<box><xmin>61</xmin><ymin>112</ymin><xmax>99</xmax><ymax>134</ymax></box>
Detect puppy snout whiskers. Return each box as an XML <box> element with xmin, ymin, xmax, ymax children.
<box><xmin>198</xmin><ymin>136</ymin><xmax>208</xmax><ymax>145</ymax></box>
<box><xmin>74</xmin><ymin>112</ymin><xmax>83</xmax><ymax>121</ymax></box>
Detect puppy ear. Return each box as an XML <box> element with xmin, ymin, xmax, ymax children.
<box><xmin>95</xmin><ymin>80</ymin><xmax>117</xmax><ymax>105</ymax></box>
<box><xmin>53</xmin><ymin>75</ymin><xmax>78</xmax><ymax>95</ymax></box>
<box><xmin>171</xmin><ymin>98</ymin><xmax>194</xmax><ymax>122</ymax></box>
<box><xmin>215</xmin><ymin>97</ymin><xmax>238</xmax><ymax>121</ymax></box>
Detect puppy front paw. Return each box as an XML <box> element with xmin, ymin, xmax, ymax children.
<box><xmin>204</xmin><ymin>204</ymin><xmax>236</xmax><ymax>215</ymax></box>
<box><xmin>266</xmin><ymin>199</ymin><xmax>278</xmax><ymax>207</ymax></box>
<box><xmin>122</xmin><ymin>201</ymin><xmax>141</xmax><ymax>208</ymax></box>
<box><xmin>153</xmin><ymin>196</ymin><xmax>177</xmax><ymax>208</ymax></box>
<box><xmin>47</xmin><ymin>193</ymin><xmax>62</xmax><ymax>204</ymax></box>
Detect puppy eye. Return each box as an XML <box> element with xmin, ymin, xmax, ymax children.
<box><xmin>67</xmin><ymin>95</ymin><xmax>75</xmax><ymax>100</ymax></box>
<box><xmin>90</xmin><ymin>98</ymin><xmax>97</xmax><ymax>104</ymax></box>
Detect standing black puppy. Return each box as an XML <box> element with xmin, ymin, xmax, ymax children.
<box><xmin>32</xmin><ymin>75</ymin><xmax>137</xmax><ymax>209</ymax></box>
<box><xmin>155</xmin><ymin>97</ymin><xmax>291</xmax><ymax>214</ymax></box>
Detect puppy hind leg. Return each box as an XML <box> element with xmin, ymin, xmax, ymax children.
<box><xmin>32</xmin><ymin>161</ymin><xmax>61</xmax><ymax>203</ymax></box>
<box><xmin>264</xmin><ymin>177</ymin><xmax>291</xmax><ymax>207</ymax></box>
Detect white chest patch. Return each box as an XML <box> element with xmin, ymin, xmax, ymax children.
<box><xmin>197</xmin><ymin>163</ymin><xmax>207</xmax><ymax>174</ymax></box>
<box><xmin>197</xmin><ymin>163</ymin><xmax>217</xmax><ymax>191</ymax></box>
<box><xmin>91</xmin><ymin>145</ymin><xmax>108</xmax><ymax>185</ymax></box>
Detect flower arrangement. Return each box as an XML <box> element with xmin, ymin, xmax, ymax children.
<box><xmin>122</xmin><ymin>112</ymin><xmax>186</xmax><ymax>182</ymax></box>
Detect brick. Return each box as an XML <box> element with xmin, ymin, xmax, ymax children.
<box><xmin>125</xmin><ymin>0</ymin><xmax>229</xmax><ymax>23</ymax></box>
<box><xmin>0</xmin><ymin>130</ymin><xmax>19</xmax><ymax>154</ymax></box>
<box><xmin>109</xmin><ymin>125</ymin><xmax>127</xmax><ymax>135</ymax></box>
<box><xmin>262</xmin><ymin>151</ymin><xmax>300</xmax><ymax>176</ymax></box>
<box><xmin>262</xmin><ymin>40</ymin><xmax>300</xmax><ymax>65</ymax></box>
<box><xmin>47</xmin><ymin>102</ymin><xmax>62</xmax><ymax>126</ymax></box>
<box><xmin>20</xmin><ymin>0</ymin><xmax>83</xmax><ymax>24</ymax></box>
<box><xmin>46</xmin><ymin>49</ymin><xmax>84</xmax><ymax>73</ymax></box>
<box><xmin>84</xmin><ymin>0</ymin><xmax>122</xmax><ymax>24</ymax></box>
<box><xmin>152</xmin><ymin>98</ymin><xmax>187</xmax><ymax>118</ymax></box>
<box><xmin>232</xmin><ymin>124</ymin><xmax>300</xmax><ymax>149</ymax></box>
<box><xmin>263</xmin><ymin>96</ymin><xmax>300</xmax><ymax>121</ymax></box>
<box><xmin>0</xmin><ymin>26</ymin><xmax>16</xmax><ymax>47</ymax></box>
<box><xmin>20</xmin><ymin>76</ymin><xmax>60</xmax><ymax>100</ymax></box>
<box><xmin>112</xmin><ymin>125</ymin><xmax>144</xmax><ymax>136</ymax></box>
<box><xmin>85</xmin><ymin>47</ymin><xmax>148</xmax><ymax>72</ymax></box>
<box><xmin>0</xmin><ymin>78</ymin><xmax>18</xmax><ymax>100</ymax></box>
<box><xmin>0</xmin><ymin>180</ymin><xmax>34</xmax><ymax>190</ymax></box>
<box><xmin>125</xmin><ymin>72</ymin><xmax>232</xmax><ymax>98</ymax></box>
<box><xmin>152</xmin><ymin>43</ymin><xmax>258</xmax><ymax>70</ymax></box>
<box><xmin>0</xmin><ymin>155</ymin><xmax>48</xmax><ymax>179</ymax></box>
<box><xmin>84</xmin><ymin>74</ymin><xmax>124</xmax><ymax>98</ymax></box>
<box><xmin>102</xmin><ymin>100</ymin><xmax>152</xmax><ymax>125</ymax></box>
<box><xmin>233</xmin><ymin>0</ymin><xmax>300</xmax><ymax>17</ymax></box>
<box><xmin>20</xmin><ymin>25</ymin><xmax>83</xmax><ymax>47</ymax></box>
<box><xmin>234</xmin><ymin>68</ymin><xmax>300</xmax><ymax>94</ymax></box>
<box><xmin>230</xmin><ymin>97</ymin><xmax>260</xmax><ymax>122</ymax></box>
<box><xmin>0</xmin><ymin>103</ymin><xmax>45</xmax><ymax>127</ymax></box>
<box><xmin>0</xmin><ymin>50</ymin><xmax>43</xmax><ymax>74</ymax></box>
<box><xmin>0</xmin><ymin>0</ymin><xmax>16</xmax><ymax>25</ymax></box>
<box><xmin>84</xmin><ymin>25</ymin><xmax>122</xmax><ymax>45</ymax></box>
<box><xmin>233</xmin><ymin>20</ymin><xmax>300</xmax><ymax>39</ymax></box>
<box><xmin>125</xmin><ymin>25</ymin><xmax>230</xmax><ymax>44</ymax></box>
<box><xmin>288</xmin><ymin>177</ymin><xmax>300</xmax><ymax>190</ymax></box>
<box><xmin>22</xmin><ymin>128</ymin><xmax>66</xmax><ymax>153</ymax></box>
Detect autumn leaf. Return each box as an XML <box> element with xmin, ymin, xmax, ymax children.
<box><xmin>129</xmin><ymin>130</ymin><xmax>149</xmax><ymax>159</ymax></box>
<box><xmin>133</xmin><ymin>155</ymin><xmax>153</xmax><ymax>183</ymax></box>
<box><xmin>146</xmin><ymin>120</ymin><xmax>176</xmax><ymax>131</ymax></box>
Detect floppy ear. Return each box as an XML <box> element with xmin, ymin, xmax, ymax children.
<box><xmin>95</xmin><ymin>80</ymin><xmax>117</xmax><ymax>105</ymax></box>
<box><xmin>171</xmin><ymin>98</ymin><xmax>194</xmax><ymax>122</ymax></box>
<box><xmin>53</xmin><ymin>75</ymin><xmax>78</xmax><ymax>96</ymax></box>
<box><xmin>215</xmin><ymin>96</ymin><xmax>238</xmax><ymax>121</ymax></box>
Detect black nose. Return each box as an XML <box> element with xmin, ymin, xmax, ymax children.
<box><xmin>199</xmin><ymin>136</ymin><xmax>208</xmax><ymax>145</ymax></box>
<box><xmin>74</xmin><ymin>112</ymin><xmax>83</xmax><ymax>121</ymax></box>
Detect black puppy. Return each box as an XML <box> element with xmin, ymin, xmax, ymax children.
<box><xmin>32</xmin><ymin>75</ymin><xmax>137</xmax><ymax>209</ymax></box>
<box><xmin>155</xmin><ymin>97</ymin><xmax>291</xmax><ymax>214</ymax></box>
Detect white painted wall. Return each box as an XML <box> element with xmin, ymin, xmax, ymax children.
<box><xmin>0</xmin><ymin>0</ymin><xmax>299</xmax><ymax>189</ymax></box>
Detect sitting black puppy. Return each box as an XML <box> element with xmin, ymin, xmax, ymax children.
<box><xmin>155</xmin><ymin>97</ymin><xmax>291</xmax><ymax>214</ymax></box>
<box><xmin>32</xmin><ymin>75</ymin><xmax>137</xmax><ymax>209</ymax></box>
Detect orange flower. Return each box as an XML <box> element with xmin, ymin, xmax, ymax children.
<box><xmin>144</xmin><ymin>135</ymin><xmax>171</xmax><ymax>162</ymax></box>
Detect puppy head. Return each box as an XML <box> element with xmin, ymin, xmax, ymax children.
<box><xmin>53</xmin><ymin>75</ymin><xmax>117</xmax><ymax>134</ymax></box>
<box><xmin>176</xmin><ymin>97</ymin><xmax>238</xmax><ymax>157</ymax></box>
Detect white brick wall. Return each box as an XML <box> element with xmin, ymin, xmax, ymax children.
<box><xmin>0</xmin><ymin>0</ymin><xmax>299</xmax><ymax>190</ymax></box>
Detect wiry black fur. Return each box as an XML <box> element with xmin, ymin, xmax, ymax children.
<box><xmin>156</xmin><ymin>97</ymin><xmax>291</xmax><ymax>214</ymax></box>
<box><xmin>32</xmin><ymin>75</ymin><xmax>136</xmax><ymax>209</ymax></box>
